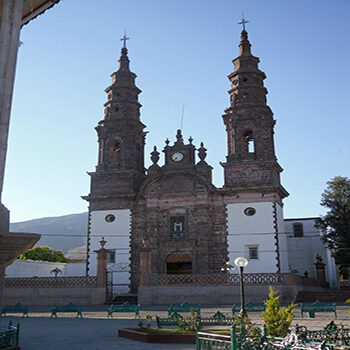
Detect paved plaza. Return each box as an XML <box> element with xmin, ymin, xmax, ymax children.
<box><xmin>1</xmin><ymin>305</ymin><xmax>350</xmax><ymax>350</ymax></box>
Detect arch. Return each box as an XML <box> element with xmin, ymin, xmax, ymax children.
<box><xmin>140</xmin><ymin>172</ymin><xmax>215</xmax><ymax>195</ymax></box>
<box><xmin>166</xmin><ymin>252</ymin><xmax>192</xmax><ymax>275</ymax></box>
<box><xmin>110</xmin><ymin>139</ymin><xmax>121</xmax><ymax>163</ymax></box>
<box><xmin>242</xmin><ymin>130</ymin><xmax>255</xmax><ymax>153</ymax></box>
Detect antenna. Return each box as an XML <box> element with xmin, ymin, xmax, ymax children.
<box><xmin>180</xmin><ymin>103</ymin><xmax>185</xmax><ymax>131</ymax></box>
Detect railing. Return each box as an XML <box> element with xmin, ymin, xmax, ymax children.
<box><xmin>196</xmin><ymin>325</ymin><xmax>350</xmax><ymax>350</ymax></box>
<box><xmin>197</xmin><ymin>331</ymin><xmax>231</xmax><ymax>350</ymax></box>
<box><xmin>0</xmin><ymin>321</ymin><xmax>20</xmax><ymax>348</ymax></box>
<box><xmin>150</xmin><ymin>273</ymin><xmax>284</xmax><ymax>286</ymax></box>
<box><xmin>4</xmin><ymin>276</ymin><xmax>97</xmax><ymax>288</ymax></box>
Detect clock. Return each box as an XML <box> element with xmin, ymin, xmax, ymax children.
<box><xmin>171</xmin><ymin>152</ymin><xmax>184</xmax><ymax>162</ymax></box>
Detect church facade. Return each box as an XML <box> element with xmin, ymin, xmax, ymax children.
<box><xmin>83</xmin><ymin>29</ymin><xmax>335</xmax><ymax>298</ymax></box>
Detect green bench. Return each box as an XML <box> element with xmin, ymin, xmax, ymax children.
<box><xmin>107</xmin><ymin>301</ymin><xmax>140</xmax><ymax>318</ymax></box>
<box><xmin>232</xmin><ymin>301</ymin><xmax>266</xmax><ymax>315</ymax></box>
<box><xmin>168</xmin><ymin>302</ymin><xmax>201</xmax><ymax>316</ymax></box>
<box><xmin>50</xmin><ymin>302</ymin><xmax>83</xmax><ymax>318</ymax></box>
<box><xmin>2</xmin><ymin>303</ymin><xmax>29</xmax><ymax>317</ymax></box>
<box><xmin>157</xmin><ymin>311</ymin><xmax>234</xmax><ymax>329</ymax></box>
<box><xmin>300</xmin><ymin>300</ymin><xmax>337</xmax><ymax>319</ymax></box>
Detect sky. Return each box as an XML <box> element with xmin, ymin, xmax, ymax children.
<box><xmin>3</xmin><ymin>0</ymin><xmax>350</xmax><ymax>223</ymax></box>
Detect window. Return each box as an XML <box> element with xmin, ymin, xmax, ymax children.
<box><xmin>108</xmin><ymin>250</ymin><xmax>116</xmax><ymax>263</ymax></box>
<box><xmin>170</xmin><ymin>216</ymin><xmax>185</xmax><ymax>239</ymax></box>
<box><xmin>248</xmin><ymin>246</ymin><xmax>258</xmax><ymax>260</ymax></box>
<box><xmin>244</xmin><ymin>207</ymin><xmax>256</xmax><ymax>216</ymax></box>
<box><xmin>110</xmin><ymin>141</ymin><xmax>121</xmax><ymax>163</ymax></box>
<box><xmin>243</xmin><ymin>131</ymin><xmax>255</xmax><ymax>153</ymax></box>
<box><xmin>105</xmin><ymin>214</ymin><xmax>115</xmax><ymax>223</ymax></box>
<box><xmin>293</xmin><ymin>223</ymin><xmax>303</xmax><ymax>237</ymax></box>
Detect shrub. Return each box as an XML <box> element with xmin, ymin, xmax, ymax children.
<box><xmin>262</xmin><ymin>286</ymin><xmax>296</xmax><ymax>337</ymax></box>
<box><xmin>18</xmin><ymin>246</ymin><xmax>69</xmax><ymax>263</ymax></box>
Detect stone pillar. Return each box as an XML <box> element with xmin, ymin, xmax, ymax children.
<box><xmin>139</xmin><ymin>237</ymin><xmax>153</xmax><ymax>286</ymax></box>
<box><xmin>94</xmin><ymin>237</ymin><xmax>112</xmax><ymax>288</ymax></box>
<box><xmin>0</xmin><ymin>232</ymin><xmax>40</xmax><ymax>323</ymax></box>
<box><xmin>314</xmin><ymin>255</ymin><xmax>326</xmax><ymax>284</ymax></box>
<box><xmin>0</xmin><ymin>0</ymin><xmax>22</xmax><ymax>213</ymax></box>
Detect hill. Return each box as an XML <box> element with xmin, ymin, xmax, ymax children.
<box><xmin>10</xmin><ymin>212</ymin><xmax>88</xmax><ymax>258</ymax></box>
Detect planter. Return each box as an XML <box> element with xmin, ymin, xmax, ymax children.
<box><xmin>118</xmin><ymin>328</ymin><xmax>196</xmax><ymax>344</ymax></box>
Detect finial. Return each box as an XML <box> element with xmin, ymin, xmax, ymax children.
<box><xmin>189</xmin><ymin>136</ymin><xmax>193</xmax><ymax>144</ymax></box>
<box><xmin>175</xmin><ymin>129</ymin><xmax>184</xmax><ymax>145</ymax></box>
<box><xmin>198</xmin><ymin>142</ymin><xmax>207</xmax><ymax>162</ymax></box>
<box><xmin>151</xmin><ymin>146</ymin><xmax>160</xmax><ymax>165</ymax></box>
<box><xmin>238</xmin><ymin>12</ymin><xmax>249</xmax><ymax>31</ymax></box>
<box><xmin>99</xmin><ymin>236</ymin><xmax>106</xmax><ymax>248</ymax></box>
<box><xmin>120</xmin><ymin>30</ymin><xmax>129</xmax><ymax>49</ymax></box>
<box><xmin>165</xmin><ymin>138</ymin><xmax>170</xmax><ymax>146</ymax></box>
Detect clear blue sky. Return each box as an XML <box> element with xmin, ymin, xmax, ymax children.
<box><xmin>4</xmin><ymin>0</ymin><xmax>350</xmax><ymax>223</ymax></box>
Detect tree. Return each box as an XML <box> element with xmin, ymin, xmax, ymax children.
<box><xmin>18</xmin><ymin>246</ymin><xmax>69</xmax><ymax>263</ymax></box>
<box><xmin>317</xmin><ymin>176</ymin><xmax>350</xmax><ymax>278</ymax></box>
<box><xmin>262</xmin><ymin>286</ymin><xmax>296</xmax><ymax>337</ymax></box>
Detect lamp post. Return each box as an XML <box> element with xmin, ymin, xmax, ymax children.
<box><xmin>234</xmin><ymin>257</ymin><xmax>249</xmax><ymax>316</ymax></box>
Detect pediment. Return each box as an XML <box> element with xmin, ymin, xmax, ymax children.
<box><xmin>142</xmin><ymin>173</ymin><xmax>214</xmax><ymax>196</ymax></box>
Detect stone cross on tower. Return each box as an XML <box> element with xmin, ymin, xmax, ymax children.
<box><xmin>238</xmin><ymin>13</ymin><xmax>249</xmax><ymax>31</ymax></box>
<box><xmin>120</xmin><ymin>31</ymin><xmax>129</xmax><ymax>48</ymax></box>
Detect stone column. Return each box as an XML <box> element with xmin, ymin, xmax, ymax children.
<box><xmin>0</xmin><ymin>232</ymin><xmax>40</xmax><ymax>323</ymax></box>
<box><xmin>139</xmin><ymin>237</ymin><xmax>153</xmax><ymax>286</ymax></box>
<box><xmin>0</xmin><ymin>0</ymin><xmax>22</xmax><ymax>225</ymax></box>
<box><xmin>94</xmin><ymin>237</ymin><xmax>112</xmax><ymax>288</ymax></box>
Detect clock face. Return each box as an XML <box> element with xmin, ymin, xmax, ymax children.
<box><xmin>171</xmin><ymin>152</ymin><xmax>184</xmax><ymax>162</ymax></box>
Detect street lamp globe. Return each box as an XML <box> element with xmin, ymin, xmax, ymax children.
<box><xmin>234</xmin><ymin>257</ymin><xmax>248</xmax><ymax>268</ymax></box>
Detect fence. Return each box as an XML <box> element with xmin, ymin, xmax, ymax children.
<box><xmin>4</xmin><ymin>276</ymin><xmax>97</xmax><ymax>288</ymax></box>
<box><xmin>0</xmin><ymin>321</ymin><xmax>19</xmax><ymax>348</ymax></box>
<box><xmin>196</xmin><ymin>324</ymin><xmax>350</xmax><ymax>350</ymax></box>
<box><xmin>149</xmin><ymin>273</ymin><xmax>326</xmax><ymax>287</ymax></box>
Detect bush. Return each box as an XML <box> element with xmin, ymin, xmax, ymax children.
<box><xmin>18</xmin><ymin>246</ymin><xmax>69</xmax><ymax>263</ymax></box>
<box><xmin>262</xmin><ymin>286</ymin><xmax>296</xmax><ymax>337</ymax></box>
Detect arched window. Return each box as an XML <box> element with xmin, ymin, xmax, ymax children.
<box><xmin>243</xmin><ymin>131</ymin><xmax>255</xmax><ymax>153</ymax></box>
<box><xmin>166</xmin><ymin>253</ymin><xmax>192</xmax><ymax>275</ymax></box>
<box><xmin>110</xmin><ymin>140</ymin><xmax>121</xmax><ymax>163</ymax></box>
<box><xmin>293</xmin><ymin>223</ymin><xmax>303</xmax><ymax>237</ymax></box>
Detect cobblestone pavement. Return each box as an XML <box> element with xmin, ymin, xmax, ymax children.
<box><xmin>1</xmin><ymin>305</ymin><xmax>349</xmax><ymax>350</ymax></box>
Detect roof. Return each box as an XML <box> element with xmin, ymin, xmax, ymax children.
<box><xmin>21</xmin><ymin>0</ymin><xmax>61</xmax><ymax>26</ymax></box>
<box><xmin>284</xmin><ymin>217</ymin><xmax>321</xmax><ymax>221</ymax></box>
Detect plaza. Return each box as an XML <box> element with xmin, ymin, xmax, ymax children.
<box><xmin>2</xmin><ymin>304</ymin><xmax>349</xmax><ymax>350</ymax></box>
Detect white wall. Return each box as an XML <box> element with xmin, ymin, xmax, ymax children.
<box><xmin>285</xmin><ymin>218</ymin><xmax>338</xmax><ymax>288</ymax></box>
<box><xmin>276</xmin><ymin>203</ymin><xmax>289</xmax><ymax>273</ymax></box>
<box><xmin>89</xmin><ymin>209</ymin><xmax>131</xmax><ymax>293</ymax></box>
<box><xmin>227</xmin><ymin>202</ymin><xmax>279</xmax><ymax>273</ymax></box>
<box><xmin>5</xmin><ymin>259</ymin><xmax>85</xmax><ymax>277</ymax></box>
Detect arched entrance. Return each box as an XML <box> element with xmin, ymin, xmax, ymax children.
<box><xmin>166</xmin><ymin>253</ymin><xmax>192</xmax><ymax>274</ymax></box>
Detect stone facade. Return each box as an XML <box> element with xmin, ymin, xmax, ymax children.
<box><xmin>84</xmin><ymin>29</ymin><xmax>291</xmax><ymax>295</ymax></box>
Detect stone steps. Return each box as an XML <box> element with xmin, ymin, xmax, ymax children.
<box><xmin>295</xmin><ymin>291</ymin><xmax>350</xmax><ymax>303</ymax></box>
<box><xmin>111</xmin><ymin>294</ymin><xmax>138</xmax><ymax>305</ymax></box>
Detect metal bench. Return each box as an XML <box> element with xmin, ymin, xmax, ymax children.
<box><xmin>107</xmin><ymin>301</ymin><xmax>140</xmax><ymax>318</ymax></box>
<box><xmin>300</xmin><ymin>300</ymin><xmax>337</xmax><ymax>319</ymax></box>
<box><xmin>0</xmin><ymin>321</ymin><xmax>20</xmax><ymax>348</ymax></box>
<box><xmin>232</xmin><ymin>301</ymin><xmax>266</xmax><ymax>315</ymax></box>
<box><xmin>50</xmin><ymin>302</ymin><xmax>83</xmax><ymax>318</ymax></box>
<box><xmin>168</xmin><ymin>302</ymin><xmax>201</xmax><ymax>316</ymax></box>
<box><xmin>296</xmin><ymin>321</ymin><xmax>349</xmax><ymax>343</ymax></box>
<box><xmin>2</xmin><ymin>302</ymin><xmax>29</xmax><ymax>317</ymax></box>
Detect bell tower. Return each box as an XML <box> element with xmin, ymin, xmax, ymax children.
<box><xmin>223</xmin><ymin>20</ymin><xmax>289</xmax><ymax>275</ymax></box>
<box><xmin>88</xmin><ymin>37</ymin><xmax>146</xmax><ymax>199</ymax></box>
<box><xmin>84</xmin><ymin>36</ymin><xmax>146</xmax><ymax>284</ymax></box>
<box><xmin>221</xmin><ymin>26</ymin><xmax>287</xmax><ymax>199</ymax></box>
